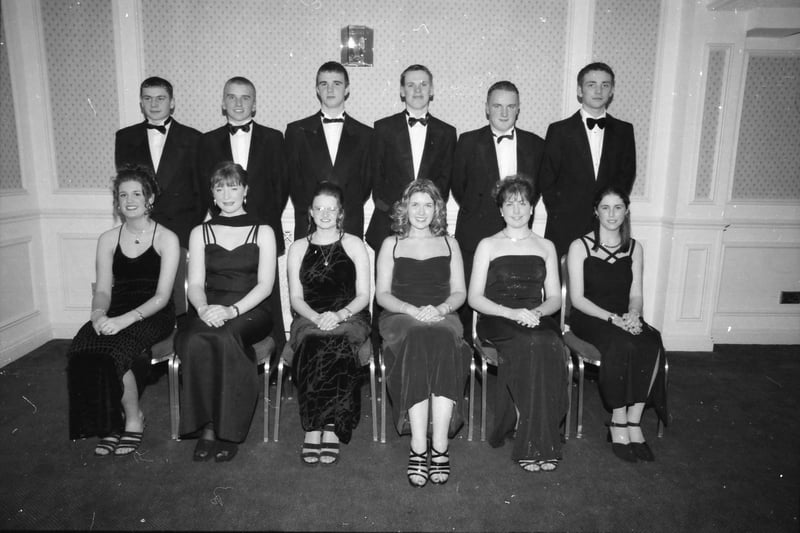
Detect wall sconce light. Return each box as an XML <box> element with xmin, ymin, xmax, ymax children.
<box><xmin>340</xmin><ymin>25</ymin><xmax>374</xmax><ymax>67</ymax></box>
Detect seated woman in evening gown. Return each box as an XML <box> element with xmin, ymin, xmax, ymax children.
<box><xmin>67</xmin><ymin>165</ymin><xmax>180</xmax><ymax>456</ymax></box>
<box><xmin>468</xmin><ymin>175</ymin><xmax>567</xmax><ymax>473</ymax></box>
<box><xmin>376</xmin><ymin>179</ymin><xmax>470</xmax><ymax>488</ymax></box>
<box><xmin>567</xmin><ymin>185</ymin><xmax>667</xmax><ymax>463</ymax></box>
<box><xmin>285</xmin><ymin>181</ymin><xmax>371</xmax><ymax>466</ymax></box>
<box><xmin>175</xmin><ymin>162</ymin><xmax>276</xmax><ymax>463</ymax></box>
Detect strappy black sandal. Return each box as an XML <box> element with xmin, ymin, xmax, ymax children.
<box><xmin>407</xmin><ymin>448</ymin><xmax>429</xmax><ymax>488</ymax></box>
<box><xmin>94</xmin><ymin>433</ymin><xmax>121</xmax><ymax>457</ymax></box>
<box><xmin>301</xmin><ymin>442</ymin><xmax>321</xmax><ymax>466</ymax></box>
<box><xmin>429</xmin><ymin>447</ymin><xmax>450</xmax><ymax>485</ymax></box>
<box><xmin>114</xmin><ymin>430</ymin><xmax>144</xmax><ymax>456</ymax></box>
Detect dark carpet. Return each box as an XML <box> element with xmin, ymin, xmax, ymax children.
<box><xmin>0</xmin><ymin>341</ymin><xmax>797</xmax><ymax>531</ymax></box>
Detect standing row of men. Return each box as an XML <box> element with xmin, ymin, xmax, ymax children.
<box><xmin>114</xmin><ymin>60</ymin><xmax>636</xmax><ymax>343</ymax></box>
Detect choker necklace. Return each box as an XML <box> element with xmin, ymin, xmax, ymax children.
<box><xmin>503</xmin><ymin>229</ymin><xmax>533</xmax><ymax>242</ymax></box>
<box><xmin>601</xmin><ymin>240</ymin><xmax>621</xmax><ymax>248</ymax></box>
<box><xmin>125</xmin><ymin>222</ymin><xmax>151</xmax><ymax>244</ymax></box>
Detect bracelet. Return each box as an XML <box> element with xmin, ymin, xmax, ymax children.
<box><xmin>134</xmin><ymin>310</ymin><xmax>144</xmax><ymax>322</ymax></box>
<box><xmin>231</xmin><ymin>304</ymin><xmax>240</xmax><ymax>317</ymax></box>
<box><xmin>342</xmin><ymin>307</ymin><xmax>353</xmax><ymax>319</ymax></box>
<box><xmin>607</xmin><ymin>313</ymin><xmax>616</xmax><ymax>323</ymax></box>
<box><xmin>91</xmin><ymin>308</ymin><xmax>107</xmax><ymax>317</ymax></box>
<box><xmin>441</xmin><ymin>302</ymin><xmax>453</xmax><ymax>314</ymax></box>
<box><xmin>533</xmin><ymin>309</ymin><xmax>543</xmax><ymax>318</ymax></box>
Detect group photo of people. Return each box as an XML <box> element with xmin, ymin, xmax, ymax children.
<box><xmin>66</xmin><ymin>59</ymin><xmax>668</xmax><ymax>487</ymax></box>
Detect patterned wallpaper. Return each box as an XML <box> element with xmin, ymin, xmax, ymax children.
<box><xmin>695</xmin><ymin>47</ymin><xmax>728</xmax><ymax>201</ymax></box>
<box><xmin>593</xmin><ymin>0</ymin><xmax>661</xmax><ymax>198</ymax></box>
<box><xmin>0</xmin><ymin>3</ymin><xmax>22</xmax><ymax>191</ymax></box>
<box><xmin>141</xmin><ymin>0</ymin><xmax>567</xmax><ymax>144</ymax></box>
<box><xmin>732</xmin><ymin>54</ymin><xmax>800</xmax><ymax>200</ymax></box>
<box><xmin>41</xmin><ymin>0</ymin><xmax>118</xmax><ymax>189</ymax></box>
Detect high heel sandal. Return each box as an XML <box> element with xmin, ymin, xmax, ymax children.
<box><xmin>606</xmin><ymin>421</ymin><xmax>637</xmax><ymax>463</ymax></box>
<box><xmin>407</xmin><ymin>447</ymin><xmax>429</xmax><ymax>488</ymax></box>
<box><xmin>627</xmin><ymin>422</ymin><xmax>655</xmax><ymax>462</ymax></box>
<box><xmin>429</xmin><ymin>447</ymin><xmax>450</xmax><ymax>485</ymax></box>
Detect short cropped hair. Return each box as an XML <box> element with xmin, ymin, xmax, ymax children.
<box><xmin>577</xmin><ymin>62</ymin><xmax>615</xmax><ymax>86</ymax></box>
<box><xmin>140</xmin><ymin>77</ymin><xmax>173</xmax><ymax>99</ymax></box>
<box><xmin>493</xmin><ymin>174</ymin><xmax>535</xmax><ymax>208</ymax></box>
<box><xmin>391</xmin><ymin>179</ymin><xmax>448</xmax><ymax>237</ymax></box>
<box><xmin>316</xmin><ymin>61</ymin><xmax>350</xmax><ymax>87</ymax></box>
<box><xmin>400</xmin><ymin>64</ymin><xmax>433</xmax><ymax>86</ymax></box>
<box><xmin>487</xmin><ymin>80</ymin><xmax>519</xmax><ymax>100</ymax></box>
<box><xmin>224</xmin><ymin>76</ymin><xmax>256</xmax><ymax>99</ymax></box>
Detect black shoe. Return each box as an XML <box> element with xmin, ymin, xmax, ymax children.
<box><xmin>193</xmin><ymin>438</ymin><xmax>216</xmax><ymax>462</ymax></box>
<box><xmin>628</xmin><ymin>422</ymin><xmax>655</xmax><ymax>462</ymax></box>
<box><xmin>606</xmin><ymin>421</ymin><xmax>637</xmax><ymax>463</ymax></box>
<box><xmin>429</xmin><ymin>447</ymin><xmax>450</xmax><ymax>485</ymax></box>
<box><xmin>214</xmin><ymin>441</ymin><xmax>238</xmax><ymax>462</ymax></box>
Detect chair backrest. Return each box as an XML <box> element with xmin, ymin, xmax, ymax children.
<box><xmin>173</xmin><ymin>247</ymin><xmax>189</xmax><ymax>316</ymax></box>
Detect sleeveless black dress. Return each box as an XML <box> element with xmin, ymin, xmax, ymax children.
<box><xmin>175</xmin><ymin>222</ymin><xmax>273</xmax><ymax>443</ymax></box>
<box><xmin>379</xmin><ymin>237</ymin><xmax>471</xmax><ymax>437</ymax></box>
<box><xmin>477</xmin><ymin>255</ymin><xmax>567</xmax><ymax>462</ymax></box>
<box><xmin>569</xmin><ymin>237</ymin><xmax>667</xmax><ymax>422</ymax></box>
<box><xmin>284</xmin><ymin>237</ymin><xmax>370</xmax><ymax>443</ymax></box>
<box><xmin>67</xmin><ymin>224</ymin><xmax>175</xmax><ymax>439</ymax></box>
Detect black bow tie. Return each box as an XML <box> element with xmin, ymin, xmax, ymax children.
<box><xmin>495</xmin><ymin>131</ymin><xmax>514</xmax><ymax>144</ymax></box>
<box><xmin>586</xmin><ymin>117</ymin><xmax>607</xmax><ymax>130</ymax></box>
<box><xmin>407</xmin><ymin>115</ymin><xmax>429</xmax><ymax>127</ymax></box>
<box><xmin>322</xmin><ymin>116</ymin><xmax>344</xmax><ymax>124</ymax></box>
<box><xmin>228</xmin><ymin>122</ymin><xmax>252</xmax><ymax>135</ymax></box>
<box><xmin>146</xmin><ymin>117</ymin><xmax>171</xmax><ymax>134</ymax></box>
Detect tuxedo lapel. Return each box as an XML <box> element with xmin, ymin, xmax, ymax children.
<box><xmin>155</xmin><ymin>124</ymin><xmax>182</xmax><ymax>190</ymax></box>
<box><xmin>332</xmin><ymin>115</ymin><xmax>358</xmax><ymax>172</ymax></box>
<box><xmin>596</xmin><ymin>114</ymin><xmax>618</xmax><ymax>185</ymax></box>
<box><xmin>391</xmin><ymin>114</ymin><xmax>414</xmax><ymax>180</ymax></box>
<box><xmin>418</xmin><ymin>118</ymin><xmax>442</xmax><ymax>180</ymax></box>
<box><xmin>568</xmin><ymin>112</ymin><xmax>595</xmax><ymax>182</ymax></box>
<box><xmin>478</xmin><ymin>127</ymin><xmax>500</xmax><ymax>183</ymax></box>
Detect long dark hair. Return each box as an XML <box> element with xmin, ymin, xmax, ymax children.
<box><xmin>591</xmin><ymin>184</ymin><xmax>631</xmax><ymax>253</ymax></box>
<box><xmin>307</xmin><ymin>181</ymin><xmax>345</xmax><ymax>236</ymax></box>
<box><xmin>112</xmin><ymin>164</ymin><xmax>159</xmax><ymax>221</ymax></box>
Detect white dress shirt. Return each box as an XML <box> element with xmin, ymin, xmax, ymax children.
<box><xmin>147</xmin><ymin>119</ymin><xmax>171</xmax><ymax>173</ymax></box>
<box><xmin>321</xmin><ymin>113</ymin><xmax>345</xmax><ymax>166</ymax></box>
<box><xmin>229</xmin><ymin>121</ymin><xmax>252</xmax><ymax>170</ymax></box>
<box><xmin>580</xmin><ymin>108</ymin><xmax>607</xmax><ymax>179</ymax></box>
<box><xmin>406</xmin><ymin>112</ymin><xmax>428</xmax><ymax>179</ymax></box>
<box><xmin>492</xmin><ymin>127</ymin><xmax>517</xmax><ymax>181</ymax></box>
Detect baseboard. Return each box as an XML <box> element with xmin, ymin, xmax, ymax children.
<box><xmin>711</xmin><ymin>328</ymin><xmax>800</xmax><ymax>346</ymax></box>
<box><xmin>662</xmin><ymin>334</ymin><xmax>714</xmax><ymax>352</ymax></box>
<box><xmin>0</xmin><ymin>326</ymin><xmax>53</xmax><ymax>367</ymax></box>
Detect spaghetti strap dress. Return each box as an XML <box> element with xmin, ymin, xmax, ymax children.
<box><xmin>379</xmin><ymin>236</ymin><xmax>471</xmax><ymax>437</ymax></box>
<box><xmin>67</xmin><ymin>224</ymin><xmax>175</xmax><ymax>439</ymax></box>
<box><xmin>175</xmin><ymin>221</ymin><xmax>273</xmax><ymax>443</ymax></box>
<box><xmin>569</xmin><ymin>237</ymin><xmax>667</xmax><ymax>423</ymax></box>
<box><xmin>477</xmin><ymin>255</ymin><xmax>567</xmax><ymax>462</ymax></box>
<box><xmin>283</xmin><ymin>236</ymin><xmax>371</xmax><ymax>444</ymax></box>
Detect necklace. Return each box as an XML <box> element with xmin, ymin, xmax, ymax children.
<box><xmin>503</xmin><ymin>229</ymin><xmax>533</xmax><ymax>242</ymax></box>
<box><xmin>124</xmin><ymin>222</ymin><xmax>151</xmax><ymax>244</ymax></box>
<box><xmin>315</xmin><ymin>241</ymin><xmax>337</xmax><ymax>266</ymax></box>
<box><xmin>601</xmin><ymin>240</ymin><xmax>621</xmax><ymax>248</ymax></box>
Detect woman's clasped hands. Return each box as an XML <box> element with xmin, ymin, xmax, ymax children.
<box><xmin>610</xmin><ymin>311</ymin><xmax>642</xmax><ymax>335</ymax></box>
<box><xmin>404</xmin><ymin>303</ymin><xmax>446</xmax><ymax>323</ymax></box>
<box><xmin>198</xmin><ymin>304</ymin><xmax>236</xmax><ymax>328</ymax></box>
<box><xmin>506</xmin><ymin>307</ymin><xmax>542</xmax><ymax>329</ymax></box>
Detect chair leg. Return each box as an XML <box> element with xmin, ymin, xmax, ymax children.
<box><xmin>564</xmin><ymin>347</ymin><xmax>573</xmax><ymax>441</ymax></box>
<box><xmin>658</xmin><ymin>356</ymin><xmax>669</xmax><ymax>438</ymax></box>
<box><xmin>369</xmin><ymin>358</ymin><xmax>378</xmax><ymax>442</ymax></box>
<box><xmin>273</xmin><ymin>359</ymin><xmax>284</xmax><ymax>442</ymax></box>
<box><xmin>576</xmin><ymin>359</ymin><xmax>585</xmax><ymax>439</ymax></box>
<box><xmin>379</xmin><ymin>349</ymin><xmax>386</xmax><ymax>443</ymax></box>
<box><xmin>263</xmin><ymin>357</ymin><xmax>271</xmax><ymax>443</ymax></box>
<box><xmin>168</xmin><ymin>355</ymin><xmax>180</xmax><ymax>441</ymax></box>
<box><xmin>480</xmin><ymin>357</ymin><xmax>488</xmax><ymax>442</ymax></box>
<box><xmin>468</xmin><ymin>355</ymin><xmax>476</xmax><ymax>442</ymax></box>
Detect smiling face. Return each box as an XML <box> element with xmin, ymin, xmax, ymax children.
<box><xmin>212</xmin><ymin>180</ymin><xmax>248</xmax><ymax>216</ymax></box>
<box><xmin>117</xmin><ymin>179</ymin><xmax>153</xmax><ymax>219</ymax></box>
<box><xmin>486</xmin><ymin>89</ymin><xmax>519</xmax><ymax>133</ymax></box>
<box><xmin>578</xmin><ymin>69</ymin><xmax>614</xmax><ymax>114</ymax></box>
<box><xmin>407</xmin><ymin>191</ymin><xmax>435</xmax><ymax>231</ymax></box>
<box><xmin>500</xmin><ymin>192</ymin><xmax>533</xmax><ymax>229</ymax></box>
<box><xmin>316</xmin><ymin>70</ymin><xmax>349</xmax><ymax>114</ymax></box>
<box><xmin>401</xmin><ymin>69</ymin><xmax>433</xmax><ymax>114</ymax></box>
<box><xmin>222</xmin><ymin>82</ymin><xmax>256</xmax><ymax>124</ymax></box>
<box><xmin>140</xmin><ymin>86</ymin><xmax>174</xmax><ymax>123</ymax></box>
<box><xmin>595</xmin><ymin>193</ymin><xmax>628</xmax><ymax>231</ymax></box>
<box><xmin>309</xmin><ymin>193</ymin><xmax>341</xmax><ymax>231</ymax></box>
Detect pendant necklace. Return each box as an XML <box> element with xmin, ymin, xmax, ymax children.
<box><xmin>316</xmin><ymin>241</ymin><xmax>336</xmax><ymax>266</ymax></box>
<box><xmin>503</xmin><ymin>229</ymin><xmax>533</xmax><ymax>242</ymax></box>
<box><xmin>125</xmin><ymin>222</ymin><xmax>151</xmax><ymax>244</ymax></box>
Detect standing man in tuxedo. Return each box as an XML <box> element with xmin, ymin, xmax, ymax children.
<box><xmin>115</xmin><ymin>77</ymin><xmax>201</xmax><ymax>248</ymax></box>
<box><xmin>196</xmin><ymin>76</ymin><xmax>288</xmax><ymax>349</ymax></box>
<box><xmin>284</xmin><ymin>61</ymin><xmax>372</xmax><ymax>240</ymax></box>
<box><xmin>365</xmin><ymin>64</ymin><xmax>456</xmax><ymax>251</ymax></box>
<box><xmin>452</xmin><ymin>80</ymin><xmax>544</xmax><ymax>340</ymax></box>
<box><xmin>366</xmin><ymin>64</ymin><xmax>457</xmax><ymax>350</ymax></box>
<box><xmin>539</xmin><ymin>62</ymin><xmax>636</xmax><ymax>258</ymax></box>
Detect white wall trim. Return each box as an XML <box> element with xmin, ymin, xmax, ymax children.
<box><xmin>0</xmin><ymin>324</ymin><xmax>52</xmax><ymax>368</ymax></box>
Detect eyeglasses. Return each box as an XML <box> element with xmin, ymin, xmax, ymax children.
<box><xmin>311</xmin><ymin>206</ymin><xmax>339</xmax><ymax>214</ymax></box>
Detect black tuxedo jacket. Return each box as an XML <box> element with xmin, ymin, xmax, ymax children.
<box><xmin>115</xmin><ymin>119</ymin><xmax>201</xmax><ymax>247</ymax></box>
<box><xmin>365</xmin><ymin>112</ymin><xmax>456</xmax><ymax>251</ymax></box>
<box><xmin>539</xmin><ymin>111</ymin><xmax>635</xmax><ymax>257</ymax></box>
<box><xmin>196</xmin><ymin>122</ymin><xmax>288</xmax><ymax>255</ymax></box>
<box><xmin>452</xmin><ymin>126</ymin><xmax>544</xmax><ymax>255</ymax></box>
<box><xmin>284</xmin><ymin>112</ymin><xmax>372</xmax><ymax>240</ymax></box>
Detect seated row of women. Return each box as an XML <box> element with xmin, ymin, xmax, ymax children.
<box><xmin>66</xmin><ymin>164</ymin><xmax>667</xmax><ymax>488</ymax></box>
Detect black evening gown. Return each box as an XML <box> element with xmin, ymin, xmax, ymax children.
<box><xmin>379</xmin><ymin>237</ymin><xmax>471</xmax><ymax>437</ymax></box>
<box><xmin>477</xmin><ymin>255</ymin><xmax>567</xmax><ymax>462</ymax></box>
<box><xmin>283</xmin><ymin>237</ymin><xmax>370</xmax><ymax>444</ymax></box>
<box><xmin>67</xmin><ymin>225</ymin><xmax>175</xmax><ymax>439</ymax></box>
<box><xmin>569</xmin><ymin>237</ymin><xmax>667</xmax><ymax>423</ymax></box>
<box><xmin>175</xmin><ymin>222</ymin><xmax>273</xmax><ymax>443</ymax></box>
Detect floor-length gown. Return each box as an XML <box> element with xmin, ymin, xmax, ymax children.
<box><xmin>284</xmin><ymin>237</ymin><xmax>370</xmax><ymax>444</ymax></box>
<box><xmin>569</xmin><ymin>237</ymin><xmax>667</xmax><ymax>422</ymax></box>
<box><xmin>67</xmin><ymin>224</ymin><xmax>175</xmax><ymax>439</ymax></box>
<box><xmin>379</xmin><ymin>236</ymin><xmax>471</xmax><ymax>436</ymax></box>
<box><xmin>477</xmin><ymin>255</ymin><xmax>567</xmax><ymax>462</ymax></box>
<box><xmin>176</xmin><ymin>222</ymin><xmax>273</xmax><ymax>443</ymax></box>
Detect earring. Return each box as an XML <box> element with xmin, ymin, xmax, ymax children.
<box><xmin>145</xmin><ymin>202</ymin><xmax>153</xmax><ymax>214</ymax></box>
